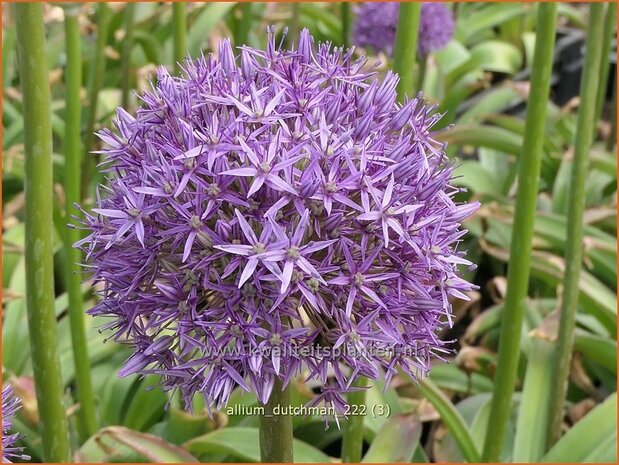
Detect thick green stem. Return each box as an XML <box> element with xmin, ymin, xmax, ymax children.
<box><xmin>237</xmin><ymin>3</ymin><xmax>252</xmax><ymax>46</ymax></box>
<box><xmin>82</xmin><ymin>2</ymin><xmax>112</xmax><ymax>200</ymax></box>
<box><xmin>393</xmin><ymin>2</ymin><xmax>421</xmax><ymax>102</ymax></box>
<box><xmin>341</xmin><ymin>376</ymin><xmax>367</xmax><ymax>462</ymax></box>
<box><xmin>121</xmin><ymin>3</ymin><xmax>136</xmax><ymax>110</ymax></box>
<box><xmin>595</xmin><ymin>3</ymin><xmax>616</xmax><ymax>126</ymax></box>
<box><xmin>289</xmin><ymin>3</ymin><xmax>300</xmax><ymax>45</ymax></box>
<box><xmin>481</xmin><ymin>4</ymin><xmax>557</xmax><ymax>462</ymax></box>
<box><xmin>259</xmin><ymin>378</ymin><xmax>294</xmax><ymax>463</ymax></box>
<box><xmin>416</xmin><ymin>55</ymin><xmax>428</xmax><ymax>93</ymax></box>
<box><xmin>172</xmin><ymin>2</ymin><xmax>187</xmax><ymax>73</ymax></box>
<box><xmin>15</xmin><ymin>3</ymin><xmax>71</xmax><ymax>461</ymax></box>
<box><xmin>64</xmin><ymin>6</ymin><xmax>98</xmax><ymax>440</ymax></box>
<box><xmin>547</xmin><ymin>3</ymin><xmax>606</xmax><ymax>447</ymax></box>
<box><xmin>341</xmin><ymin>2</ymin><xmax>351</xmax><ymax>49</ymax></box>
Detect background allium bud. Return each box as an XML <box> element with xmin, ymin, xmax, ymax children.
<box><xmin>352</xmin><ymin>2</ymin><xmax>400</xmax><ymax>56</ymax></box>
<box><xmin>353</xmin><ymin>3</ymin><xmax>454</xmax><ymax>57</ymax></box>
<box><xmin>417</xmin><ymin>3</ymin><xmax>455</xmax><ymax>57</ymax></box>
<box><xmin>2</xmin><ymin>385</ymin><xmax>28</xmax><ymax>463</ymax></box>
<box><xmin>78</xmin><ymin>28</ymin><xmax>478</xmax><ymax>413</ymax></box>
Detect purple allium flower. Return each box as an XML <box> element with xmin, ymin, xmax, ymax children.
<box><xmin>353</xmin><ymin>3</ymin><xmax>454</xmax><ymax>57</ymax></box>
<box><xmin>77</xmin><ymin>28</ymin><xmax>478</xmax><ymax>415</ymax></box>
<box><xmin>418</xmin><ymin>3</ymin><xmax>455</xmax><ymax>57</ymax></box>
<box><xmin>352</xmin><ymin>3</ymin><xmax>400</xmax><ymax>56</ymax></box>
<box><xmin>2</xmin><ymin>385</ymin><xmax>28</xmax><ymax>463</ymax></box>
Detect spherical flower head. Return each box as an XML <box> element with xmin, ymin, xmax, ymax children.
<box><xmin>418</xmin><ymin>3</ymin><xmax>455</xmax><ymax>57</ymax></box>
<box><xmin>352</xmin><ymin>2</ymin><xmax>399</xmax><ymax>56</ymax></box>
<box><xmin>352</xmin><ymin>3</ymin><xmax>454</xmax><ymax>57</ymax></box>
<box><xmin>78</xmin><ymin>28</ymin><xmax>478</xmax><ymax>415</ymax></box>
<box><xmin>2</xmin><ymin>385</ymin><xmax>28</xmax><ymax>463</ymax></box>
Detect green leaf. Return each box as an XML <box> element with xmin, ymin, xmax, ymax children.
<box><xmin>556</xmin><ymin>3</ymin><xmax>587</xmax><ymax>28</ymax></box>
<box><xmin>483</xmin><ymin>113</ymin><xmax>563</xmax><ymax>155</ymax></box>
<box><xmin>574</xmin><ymin>330</ymin><xmax>617</xmax><ymax>375</ymax></box>
<box><xmin>293</xmin><ymin>420</ymin><xmax>343</xmax><ymax>451</ymax></box>
<box><xmin>299</xmin><ymin>4</ymin><xmax>342</xmax><ymax>40</ymax></box>
<box><xmin>436</xmin><ymin>125</ymin><xmax>523</xmax><ymax>155</ymax></box>
<box><xmin>122</xmin><ymin>376</ymin><xmax>168</xmax><ymax>432</ymax></box>
<box><xmin>361</xmin><ymin>414</ymin><xmax>421</xmax><ymax>462</ymax></box>
<box><xmin>163</xmin><ymin>407</ymin><xmax>222</xmax><ymax>445</ymax></box>
<box><xmin>590</xmin><ymin>149</ymin><xmax>617</xmax><ymax>177</ymax></box>
<box><xmin>458</xmin><ymin>85</ymin><xmax>524</xmax><ymax>124</ymax></box>
<box><xmin>362</xmin><ymin>378</ymin><xmax>404</xmax><ymax>437</ymax></box>
<box><xmin>412</xmin><ymin>444</ymin><xmax>430</xmax><ymax>463</ymax></box>
<box><xmin>482</xmin><ymin>243</ymin><xmax>617</xmax><ymax>335</ymax></box>
<box><xmin>2</xmin><ymin>257</ymin><xmax>29</xmax><ymax>374</ymax></box>
<box><xmin>542</xmin><ymin>393</ymin><xmax>617</xmax><ymax>462</ymax></box>
<box><xmin>2</xmin><ymin>26</ymin><xmax>17</xmax><ymax>89</ymax></box>
<box><xmin>1</xmin><ymin>222</ymin><xmax>66</xmax><ymax>375</ymax></box>
<box><xmin>478</xmin><ymin>148</ymin><xmax>511</xmax><ymax>188</ymax></box>
<box><xmin>224</xmin><ymin>388</ymin><xmax>259</xmax><ymax>427</ymax></box>
<box><xmin>445</xmin><ymin>55</ymin><xmax>483</xmax><ymax>89</ymax></box>
<box><xmin>470</xmin><ymin>41</ymin><xmax>523</xmax><ymax>74</ymax></box>
<box><xmin>100</xmin><ymin>367</ymin><xmax>139</xmax><ymax>426</ymax></box>
<box><xmin>513</xmin><ymin>317</ymin><xmax>558</xmax><ymax>461</ymax></box>
<box><xmin>11</xmin><ymin>416</ymin><xmax>43</xmax><ymax>462</ymax></box>
<box><xmin>183</xmin><ymin>427</ymin><xmax>332</xmax><ymax>463</ymax></box>
<box><xmin>552</xmin><ymin>157</ymin><xmax>573</xmax><ymax>214</ymax></box>
<box><xmin>464</xmin><ymin>304</ymin><xmax>502</xmax><ymax>342</ymax></box>
<box><xmin>522</xmin><ymin>31</ymin><xmax>537</xmax><ymax>68</ymax></box>
<box><xmin>453</xmin><ymin>161</ymin><xmax>502</xmax><ymax>197</ymax></box>
<box><xmin>76</xmin><ymin>426</ymin><xmax>198</xmax><ymax>463</ymax></box>
<box><xmin>455</xmin><ymin>3</ymin><xmax>531</xmax><ymax>45</ymax></box>
<box><xmin>429</xmin><ymin>364</ymin><xmax>494</xmax><ymax>394</ymax></box>
<box><xmin>438</xmin><ymin>394</ymin><xmax>490</xmax><ymax>462</ymax></box>
<box><xmin>134</xmin><ymin>30</ymin><xmax>162</xmax><ymax>65</ymax></box>
<box><xmin>187</xmin><ymin>3</ymin><xmax>237</xmax><ymax>56</ymax></box>
<box><xmin>57</xmin><ymin>322</ymin><xmax>119</xmax><ymax>387</ymax></box>
<box><xmin>468</xmin><ymin>394</ymin><xmax>515</xmax><ymax>462</ymax></box>
<box><xmin>435</xmin><ymin>82</ymin><xmax>485</xmax><ymax>129</ymax></box>
<box><xmin>488</xmin><ymin>207</ymin><xmax>617</xmax><ymax>287</ymax></box>
<box><xmin>434</xmin><ymin>40</ymin><xmax>473</xmax><ymax>74</ymax></box>
<box><xmin>418</xmin><ymin>379</ymin><xmax>481</xmax><ymax>462</ymax></box>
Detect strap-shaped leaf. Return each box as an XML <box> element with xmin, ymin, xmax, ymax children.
<box><xmin>362</xmin><ymin>414</ymin><xmax>422</xmax><ymax>463</ymax></box>
<box><xmin>542</xmin><ymin>393</ymin><xmax>617</xmax><ymax>462</ymax></box>
<box><xmin>76</xmin><ymin>426</ymin><xmax>199</xmax><ymax>463</ymax></box>
<box><xmin>184</xmin><ymin>426</ymin><xmax>331</xmax><ymax>463</ymax></box>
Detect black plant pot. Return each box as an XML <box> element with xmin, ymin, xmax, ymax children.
<box><xmin>459</xmin><ymin>27</ymin><xmax>617</xmax><ymax>120</ymax></box>
<box><xmin>553</xmin><ymin>27</ymin><xmax>616</xmax><ymax>106</ymax></box>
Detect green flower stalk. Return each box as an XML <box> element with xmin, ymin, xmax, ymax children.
<box><xmin>172</xmin><ymin>2</ymin><xmax>187</xmax><ymax>73</ymax></box>
<box><xmin>547</xmin><ymin>2</ymin><xmax>606</xmax><ymax>447</ymax></box>
<box><xmin>15</xmin><ymin>3</ymin><xmax>71</xmax><ymax>461</ymax></box>
<box><xmin>241</xmin><ymin>3</ymin><xmax>253</xmax><ymax>46</ymax></box>
<box><xmin>259</xmin><ymin>379</ymin><xmax>293</xmax><ymax>463</ymax></box>
<box><xmin>63</xmin><ymin>4</ymin><xmax>98</xmax><ymax>439</ymax></box>
<box><xmin>288</xmin><ymin>3</ymin><xmax>300</xmax><ymax>48</ymax></box>
<box><xmin>481</xmin><ymin>4</ymin><xmax>558</xmax><ymax>462</ymax></box>
<box><xmin>393</xmin><ymin>2</ymin><xmax>421</xmax><ymax>101</ymax></box>
<box><xmin>121</xmin><ymin>3</ymin><xmax>136</xmax><ymax>110</ymax></box>
<box><xmin>340</xmin><ymin>376</ymin><xmax>368</xmax><ymax>463</ymax></box>
<box><xmin>82</xmin><ymin>2</ymin><xmax>112</xmax><ymax>199</ymax></box>
<box><xmin>341</xmin><ymin>3</ymin><xmax>351</xmax><ymax>49</ymax></box>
